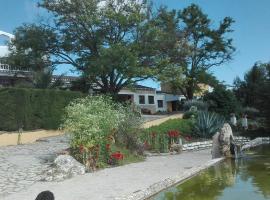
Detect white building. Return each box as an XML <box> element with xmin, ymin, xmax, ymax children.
<box><xmin>118</xmin><ymin>85</ymin><xmax>186</xmax><ymax>114</ymax></box>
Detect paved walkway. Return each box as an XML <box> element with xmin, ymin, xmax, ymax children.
<box><xmin>0</xmin><ymin>137</ymin><xmax>213</xmax><ymax>200</ymax></box>
<box><xmin>0</xmin><ymin>136</ymin><xmax>68</xmax><ymax>198</ymax></box>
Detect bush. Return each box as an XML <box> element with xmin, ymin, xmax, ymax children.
<box><xmin>62</xmin><ymin>96</ymin><xmax>124</xmax><ymax>167</ymax></box>
<box><xmin>0</xmin><ymin>88</ymin><xmax>83</xmax><ymax>131</ymax></box>
<box><xmin>183</xmin><ymin>110</ymin><xmax>197</xmax><ymax>119</ymax></box>
<box><xmin>115</xmin><ymin>103</ymin><xmax>143</xmax><ymax>153</ymax></box>
<box><xmin>183</xmin><ymin>100</ymin><xmax>208</xmax><ymax>111</ymax></box>
<box><xmin>194</xmin><ymin>111</ymin><xmax>225</xmax><ymax>138</ymax></box>
<box><xmin>62</xmin><ymin>96</ymin><xmax>143</xmax><ymax>170</ymax></box>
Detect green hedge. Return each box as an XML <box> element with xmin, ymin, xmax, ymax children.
<box><xmin>146</xmin><ymin>119</ymin><xmax>194</xmax><ymax>136</ymax></box>
<box><xmin>0</xmin><ymin>88</ymin><xmax>84</xmax><ymax>131</ymax></box>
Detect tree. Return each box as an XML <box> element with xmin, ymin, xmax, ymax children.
<box><xmin>165</xmin><ymin>4</ymin><xmax>235</xmax><ymax>99</ymax></box>
<box><xmin>29</xmin><ymin>0</ymin><xmax>172</xmax><ymax>94</ymax></box>
<box><xmin>6</xmin><ymin>24</ymin><xmax>63</xmax><ymax>88</ymax></box>
<box><xmin>234</xmin><ymin>62</ymin><xmax>270</xmax><ymax>132</ymax></box>
<box><xmin>234</xmin><ymin>62</ymin><xmax>269</xmax><ymax>106</ymax></box>
<box><xmin>204</xmin><ymin>84</ymin><xmax>240</xmax><ymax>117</ymax></box>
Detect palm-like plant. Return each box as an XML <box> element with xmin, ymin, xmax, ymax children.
<box><xmin>195</xmin><ymin>111</ymin><xmax>225</xmax><ymax>138</ymax></box>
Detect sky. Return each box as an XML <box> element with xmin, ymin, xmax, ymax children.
<box><xmin>1</xmin><ymin>0</ymin><xmax>270</xmax><ymax>88</ymax></box>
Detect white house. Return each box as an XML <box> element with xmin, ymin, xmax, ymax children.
<box><xmin>118</xmin><ymin>85</ymin><xmax>186</xmax><ymax>114</ymax></box>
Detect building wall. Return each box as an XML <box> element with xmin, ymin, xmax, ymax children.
<box><xmin>119</xmin><ymin>89</ymin><xmax>159</xmax><ymax>114</ymax></box>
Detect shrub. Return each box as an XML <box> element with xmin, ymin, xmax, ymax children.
<box><xmin>62</xmin><ymin>96</ymin><xmax>125</xmax><ymax>168</ymax></box>
<box><xmin>194</xmin><ymin>111</ymin><xmax>225</xmax><ymax>138</ymax></box>
<box><xmin>183</xmin><ymin>100</ymin><xmax>208</xmax><ymax>111</ymax></box>
<box><xmin>115</xmin><ymin>103</ymin><xmax>143</xmax><ymax>153</ymax></box>
<box><xmin>62</xmin><ymin>96</ymin><xmax>144</xmax><ymax>170</ymax></box>
<box><xmin>183</xmin><ymin>110</ymin><xmax>197</xmax><ymax>119</ymax></box>
<box><xmin>0</xmin><ymin>88</ymin><xmax>83</xmax><ymax>131</ymax></box>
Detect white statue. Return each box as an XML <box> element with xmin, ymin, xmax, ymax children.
<box><xmin>230</xmin><ymin>113</ymin><xmax>237</xmax><ymax>126</ymax></box>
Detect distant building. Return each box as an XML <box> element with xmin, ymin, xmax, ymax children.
<box><xmin>161</xmin><ymin>82</ymin><xmax>213</xmax><ymax>99</ymax></box>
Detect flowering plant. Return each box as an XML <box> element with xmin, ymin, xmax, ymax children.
<box><xmin>110</xmin><ymin>151</ymin><xmax>124</xmax><ymax>160</ymax></box>
<box><xmin>167</xmin><ymin>130</ymin><xmax>180</xmax><ymax>138</ymax></box>
<box><xmin>108</xmin><ymin>151</ymin><xmax>124</xmax><ymax>165</ymax></box>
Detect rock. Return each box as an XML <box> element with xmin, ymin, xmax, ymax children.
<box><xmin>44</xmin><ymin>155</ymin><xmax>85</xmax><ymax>182</ymax></box>
<box><xmin>212</xmin><ymin>123</ymin><xmax>234</xmax><ymax>159</ymax></box>
<box><xmin>170</xmin><ymin>143</ymin><xmax>182</xmax><ymax>154</ymax></box>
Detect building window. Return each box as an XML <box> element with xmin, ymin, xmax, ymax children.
<box><xmin>139</xmin><ymin>95</ymin><xmax>145</xmax><ymax>104</ymax></box>
<box><xmin>148</xmin><ymin>95</ymin><xmax>155</xmax><ymax>104</ymax></box>
<box><xmin>158</xmin><ymin>100</ymin><xmax>163</xmax><ymax>108</ymax></box>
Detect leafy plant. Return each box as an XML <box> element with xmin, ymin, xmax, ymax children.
<box><xmin>62</xmin><ymin>95</ymin><xmax>124</xmax><ymax>168</ymax></box>
<box><xmin>194</xmin><ymin>111</ymin><xmax>225</xmax><ymax>138</ymax></box>
<box><xmin>183</xmin><ymin>100</ymin><xmax>208</xmax><ymax>111</ymax></box>
<box><xmin>115</xmin><ymin>103</ymin><xmax>143</xmax><ymax>153</ymax></box>
<box><xmin>141</xmin><ymin>119</ymin><xmax>194</xmax><ymax>153</ymax></box>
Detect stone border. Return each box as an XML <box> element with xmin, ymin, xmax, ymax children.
<box><xmin>114</xmin><ymin>157</ymin><xmax>224</xmax><ymax>200</ymax></box>
<box><xmin>241</xmin><ymin>137</ymin><xmax>270</xmax><ymax>151</ymax></box>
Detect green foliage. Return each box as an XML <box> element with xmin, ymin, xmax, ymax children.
<box><xmin>0</xmin><ymin>88</ymin><xmax>83</xmax><ymax>131</ymax></box>
<box><xmin>194</xmin><ymin>111</ymin><xmax>225</xmax><ymax>138</ymax></box>
<box><xmin>183</xmin><ymin>110</ymin><xmax>197</xmax><ymax>119</ymax></box>
<box><xmin>162</xmin><ymin>4</ymin><xmax>235</xmax><ymax>99</ymax></box>
<box><xmin>21</xmin><ymin>0</ymin><xmax>174</xmax><ymax>94</ymax></box>
<box><xmin>234</xmin><ymin>62</ymin><xmax>270</xmax><ymax>133</ymax></box>
<box><xmin>141</xmin><ymin>119</ymin><xmax>194</xmax><ymax>152</ymax></box>
<box><xmin>204</xmin><ymin>84</ymin><xmax>240</xmax><ymax>117</ymax></box>
<box><xmin>62</xmin><ymin>96</ymin><xmax>144</xmax><ymax>168</ymax></box>
<box><xmin>115</xmin><ymin>104</ymin><xmax>143</xmax><ymax>152</ymax></box>
<box><xmin>62</xmin><ymin>96</ymin><xmax>124</xmax><ymax>150</ymax></box>
<box><xmin>6</xmin><ymin>24</ymin><xmax>61</xmax><ymax>89</ymax></box>
<box><xmin>183</xmin><ymin>100</ymin><xmax>208</xmax><ymax>111</ymax></box>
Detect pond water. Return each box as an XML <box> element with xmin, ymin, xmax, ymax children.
<box><xmin>150</xmin><ymin>144</ymin><xmax>270</xmax><ymax>200</ymax></box>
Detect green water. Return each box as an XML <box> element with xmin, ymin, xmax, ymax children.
<box><xmin>151</xmin><ymin>144</ymin><xmax>270</xmax><ymax>200</ymax></box>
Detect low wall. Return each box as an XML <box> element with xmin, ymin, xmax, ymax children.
<box><xmin>0</xmin><ymin>130</ymin><xmax>64</xmax><ymax>147</ymax></box>
<box><xmin>241</xmin><ymin>137</ymin><xmax>270</xmax><ymax>151</ymax></box>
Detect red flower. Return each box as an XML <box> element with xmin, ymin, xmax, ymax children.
<box><xmin>106</xmin><ymin>144</ymin><xmax>111</xmax><ymax>151</ymax></box>
<box><xmin>110</xmin><ymin>151</ymin><xmax>124</xmax><ymax>160</ymax></box>
<box><xmin>79</xmin><ymin>145</ymin><xmax>84</xmax><ymax>153</ymax></box>
<box><xmin>167</xmin><ymin>130</ymin><xmax>180</xmax><ymax>138</ymax></box>
<box><xmin>144</xmin><ymin>141</ymin><xmax>149</xmax><ymax>149</ymax></box>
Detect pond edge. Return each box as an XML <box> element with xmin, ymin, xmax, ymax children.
<box><xmin>114</xmin><ymin>157</ymin><xmax>225</xmax><ymax>200</ymax></box>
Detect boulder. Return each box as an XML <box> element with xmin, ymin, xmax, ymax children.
<box><xmin>212</xmin><ymin>123</ymin><xmax>234</xmax><ymax>159</ymax></box>
<box><xmin>44</xmin><ymin>155</ymin><xmax>85</xmax><ymax>182</ymax></box>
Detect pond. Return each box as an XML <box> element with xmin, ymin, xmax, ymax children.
<box><xmin>150</xmin><ymin>144</ymin><xmax>270</xmax><ymax>200</ymax></box>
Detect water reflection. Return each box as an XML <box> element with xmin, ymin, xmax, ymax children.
<box><xmin>151</xmin><ymin>145</ymin><xmax>270</xmax><ymax>200</ymax></box>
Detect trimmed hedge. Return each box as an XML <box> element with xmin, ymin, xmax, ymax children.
<box><xmin>0</xmin><ymin>88</ymin><xmax>84</xmax><ymax>131</ymax></box>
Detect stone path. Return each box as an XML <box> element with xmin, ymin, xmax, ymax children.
<box><xmin>2</xmin><ymin>149</ymin><xmax>215</xmax><ymax>200</ymax></box>
<box><xmin>0</xmin><ymin>136</ymin><xmax>68</xmax><ymax>198</ymax></box>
